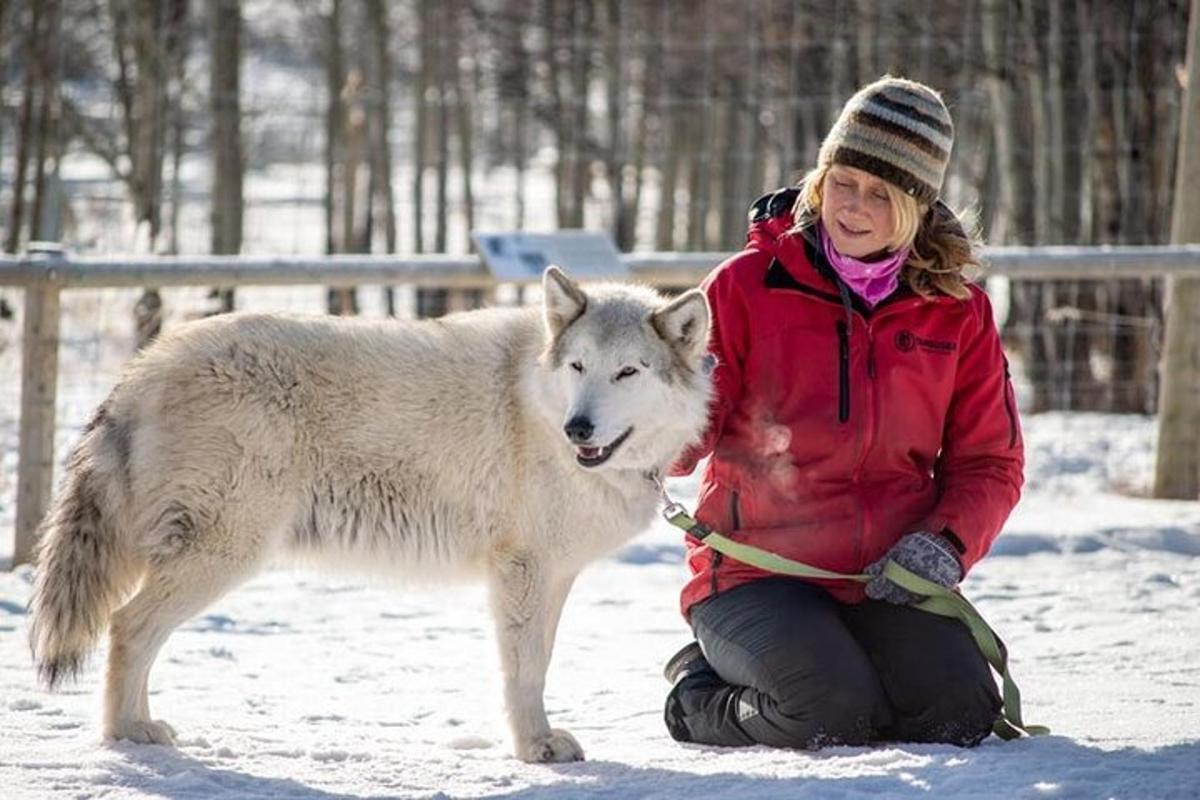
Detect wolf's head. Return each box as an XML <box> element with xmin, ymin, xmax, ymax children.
<box><xmin>538</xmin><ymin>266</ymin><xmax>713</xmax><ymax>474</ymax></box>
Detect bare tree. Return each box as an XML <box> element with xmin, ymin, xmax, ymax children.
<box><xmin>53</xmin><ymin>0</ymin><xmax>188</xmax><ymax>346</ymax></box>
<box><xmin>209</xmin><ymin>0</ymin><xmax>242</xmax><ymax>312</ymax></box>
<box><xmin>686</xmin><ymin>5</ymin><xmax>714</xmax><ymax>250</ymax></box>
<box><xmin>604</xmin><ymin>0</ymin><xmax>626</xmax><ymax>248</ymax></box>
<box><xmin>1156</xmin><ymin>0</ymin><xmax>1200</xmax><ymax>498</ymax></box>
<box><xmin>414</xmin><ymin>0</ymin><xmax>430</xmax><ymax>253</ymax></box>
<box><xmin>5</xmin><ymin>0</ymin><xmax>45</xmax><ymax>253</ymax></box>
<box><xmin>454</xmin><ymin>6</ymin><xmax>476</xmax><ymax>248</ymax></box>
<box><xmin>365</xmin><ymin>0</ymin><xmax>397</xmax><ymax>313</ymax></box>
<box><xmin>28</xmin><ymin>0</ymin><xmax>64</xmax><ymax>243</ymax></box>
<box><xmin>321</xmin><ymin>0</ymin><xmax>361</xmax><ymax>315</ymax></box>
<box><xmin>434</xmin><ymin>2</ymin><xmax>449</xmax><ymax>253</ymax></box>
<box><xmin>323</xmin><ymin>0</ymin><xmax>345</xmax><ymax>258</ymax></box>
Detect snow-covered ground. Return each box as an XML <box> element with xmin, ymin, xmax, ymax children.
<box><xmin>1</xmin><ymin>411</ymin><xmax>1198</xmax><ymax>799</ymax></box>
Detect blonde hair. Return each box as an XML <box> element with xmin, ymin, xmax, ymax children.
<box><xmin>793</xmin><ymin>164</ymin><xmax>978</xmax><ymax>300</ymax></box>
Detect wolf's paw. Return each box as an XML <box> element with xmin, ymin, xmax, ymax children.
<box><xmin>518</xmin><ymin>728</ymin><xmax>585</xmax><ymax>763</ymax></box>
<box><xmin>108</xmin><ymin>718</ymin><xmax>178</xmax><ymax>746</ymax></box>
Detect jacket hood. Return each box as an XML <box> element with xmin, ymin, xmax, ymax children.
<box><xmin>745</xmin><ymin>187</ymin><xmax>810</xmax><ymax>253</ymax></box>
<box><xmin>745</xmin><ymin>187</ymin><xmax>850</xmax><ymax>302</ymax></box>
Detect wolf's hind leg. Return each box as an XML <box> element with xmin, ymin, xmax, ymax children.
<box><xmin>104</xmin><ymin>559</ymin><xmax>253</xmax><ymax>745</ymax></box>
<box><xmin>488</xmin><ymin>553</ymin><xmax>581</xmax><ymax>763</ymax></box>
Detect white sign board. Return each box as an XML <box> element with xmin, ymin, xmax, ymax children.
<box><xmin>472</xmin><ymin>230</ymin><xmax>628</xmax><ymax>282</ymax></box>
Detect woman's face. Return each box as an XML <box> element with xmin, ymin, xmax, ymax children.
<box><xmin>819</xmin><ymin>165</ymin><xmax>897</xmax><ymax>258</ymax></box>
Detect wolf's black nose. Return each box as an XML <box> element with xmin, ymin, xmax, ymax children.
<box><xmin>564</xmin><ymin>416</ymin><xmax>594</xmax><ymax>444</ymax></box>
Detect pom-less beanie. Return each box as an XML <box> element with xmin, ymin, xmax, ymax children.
<box><xmin>818</xmin><ymin>75</ymin><xmax>954</xmax><ymax>205</ymax></box>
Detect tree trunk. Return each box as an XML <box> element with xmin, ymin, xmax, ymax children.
<box><xmin>717</xmin><ymin>76</ymin><xmax>742</xmax><ymax>250</ymax></box>
<box><xmin>1020</xmin><ymin>0</ymin><xmax>1047</xmax><ymax>245</ymax></box>
<box><xmin>365</xmin><ymin>0</ymin><xmax>396</xmax><ymax>313</ymax></box>
<box><xmin>414</xmin><ymin>0</ymin><xmax>430</xmax><ymax>253</ymax></box>
<box><xmin>29</xmin><ymin>0</ymin><xmax>62</xmax><ymax>243</ymax></box>
<box><xmin>855</xmin><ymin>0</ymin><xmax>876</xmax><ymax>84</ymax></box>
<box><xmin>167</xmin><ymin>0</ymin><xmax>187</xmax><ymax>256</ymax></box>
<box><xmin>622</xmin><ymin>1</ymin><xmax>656</xmax><ymax>253</ymax></box>
<box><xmin>209</xmin><ymin>0</ymin><xmax>242</xmax><ymax>313</ymax></box>
<box><xmin>126</xmin><ymin>0</ymin><xmax>177</xmax><ymax>347</ymax></box>
<box><xmin>324</xmin><ymin>0</ymin><xmax>345</xmax><ymax>256</ymax></box>
<box><xmin>454</xmin><ymin>10</ymin><xmax>475</xmax><ymax>249</ymax></box>
<box><xmin>687</xmin><ymin>7</ymin><xmax>714</xmax><ymax>249</ymax></box>
<box><xmin>434</xmin><ymin>2</ymin><xmax>449</xmax><ymax>252</ymax></box>
<box><xmin>604</xmin><ymin>0</ymin><xmax>627</xmax><ymax>249</ymax></box>
<box><xmin>656</xmin><ymin>113</ymin><xmax>682</xmax><ymax>250</ymax></box>
<box><xmin>981</xmin><ymin>0</ymin><xmax>1014</xmax><ymax>244</ymax></box>
<box><xmin>5</xmin><ymin>0</ymin><xmax>43</xmax><ymax>253</ymax></box>
<box><xmin>1043</xmin><ymin>0</ymin><xmax>1065</xmax><ymax>245</ymax></box>
<box><xmin>131</xmin><ymin>0</ymin><xmax>167</xmax><ymax>245</ymax></box>
<box><xmin>1155</xmin><ymin>0</ymin><xmax>1200</xmax><ymax>499</ymax></box>
<box><xmin>568</xmin><ymin>0</ymin><xmax>592</xmax><ymax>228</ymax></box>
<box><xmin>775</xmin><ymin>1</ymin><xmax>802</xmax><ymax>186</ymax></box>
<box><xmin>0</xmin><ymin>0</ymin><xmax>7</xmax><ymax>187</ymax></box>
<box><xmin>323</xmin><ymin>0</ymin><xmax>359</xmax><ymax>315</ymax></box>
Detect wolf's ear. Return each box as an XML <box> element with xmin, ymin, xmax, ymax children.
<box><xmin>651</xmin><ymin>289</ymin><xmax>710</xmax><ymax>363</ymax></box>
<box><xmin>542</xmin><ymin>266</ymin><xmax>587</xmax><ymax>339</ymax></box>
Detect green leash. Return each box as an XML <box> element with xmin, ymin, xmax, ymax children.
<box><xmin>655</xmin><ymin>488</ymin><xmax>1049</xmax><ymax>741</ymax></box>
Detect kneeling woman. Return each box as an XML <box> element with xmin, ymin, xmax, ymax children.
<box><xmin>664</xmin><ymin>76</ymin><xmax>1024</xmax><ymax>749</ymax></box>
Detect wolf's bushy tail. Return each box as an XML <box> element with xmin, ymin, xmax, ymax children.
<box><xmin>28</xmin><ymin>423</ymin><xmax>140</xmax><ymax>689</ymax></box>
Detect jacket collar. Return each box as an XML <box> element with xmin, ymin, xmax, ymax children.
<box><xmin>747</xmin><ymin>188</ymin><xmax>928</xmax><ymax>317</ymax></box>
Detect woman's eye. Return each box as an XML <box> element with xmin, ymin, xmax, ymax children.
<box><xmin>571</xmin><ymin>361</ymin><xmax>584</xmax><ymax>373</ymax></box>
<box><xmin>615</xmin><ymin>366</ymin><xmax>638</xmax><ymax>380</ymax></box>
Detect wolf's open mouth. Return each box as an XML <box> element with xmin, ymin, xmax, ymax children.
<box><xmin>575</xmin><ymin>427</ymin><xmax>633</xmax><ymax>468</ymax></box>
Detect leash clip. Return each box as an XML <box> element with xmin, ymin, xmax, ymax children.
<box><xmin>661</xmin><ymin>500</ymin><xmax>689</xmax><ymax>522</ymax></box>
<box><xmin>646</xmin><ymin>470</ymin><xmax>689</xmax><ymax>523</ymax></box>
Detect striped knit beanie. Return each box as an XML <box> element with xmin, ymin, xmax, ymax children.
<box><xmin>818</xmin><ymin>76</ymin><xmax>953</xmax><ymax>205</ymax></box>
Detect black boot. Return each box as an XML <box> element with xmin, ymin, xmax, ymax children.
<box><xmin>663</xmin><ymin>641</ymin><xmax>710</xmax><ymax>684</ymax></box>
<box><xmin>663</xmin><ymin>664</ymin><xmax>741</xmax><ymax>743</ymax></box>
<box><xmin>663</xmin><ymin>641</ymin><xmax>725</xmax><ymax>743</ymax></box>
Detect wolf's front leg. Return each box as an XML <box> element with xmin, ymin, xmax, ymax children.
<box><xmin>488</xmin><ymin>552</ymin><xmax>581</xmax><ymax>763</ymax></box>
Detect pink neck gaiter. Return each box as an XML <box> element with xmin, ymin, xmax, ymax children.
<box><xmin>818</xmin><ymin>222</ymin><xmax>908</xmax><ymax>308</ymax></box>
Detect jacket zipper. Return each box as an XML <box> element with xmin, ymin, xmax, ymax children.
<box><xmin>837</xmin><ymin>321</ymin><xmax>850</xmax><ymax>423</ymax></box>
<box><xmin>1002</xmin><ymin>356</ymin><xmax>1018</xmax><ymax>449</ymax></box>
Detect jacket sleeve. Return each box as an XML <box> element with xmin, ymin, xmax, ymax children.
<box><xmin>668</xmin><ymin>257</ymin><xmax>752</xmax><ymax>476</ymax></box>
<box><xmin>919</xmin><ymin>288</ymin><xmax>1024</xmax><ymax>572</ymax></box>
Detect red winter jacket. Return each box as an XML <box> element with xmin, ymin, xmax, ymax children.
<box><xmin>672</xmin><ymin>189</ymin><xmax>1024</xmax><ymax>617</ymax></box>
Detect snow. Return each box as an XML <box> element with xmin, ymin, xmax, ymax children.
<box><xmin>1</xmin><ymin>412</ymin><xmax>1198</xmax><ymax>799</ymax></box>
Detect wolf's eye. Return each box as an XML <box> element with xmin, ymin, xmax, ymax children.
<box><xmin>615</xmin><ymin>366</ymin><xmax>639</xmax><ymax>380</ymax></box>
<box><xmin>570</xmin><ymin>361</ymin><xmax>584</xmax><ymax>373</ymax></box>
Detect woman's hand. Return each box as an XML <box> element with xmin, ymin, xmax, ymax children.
<box><xmin>864</xmin><ymin>531</ymin><xmax>963</xmax><ymax>604</ymax></box>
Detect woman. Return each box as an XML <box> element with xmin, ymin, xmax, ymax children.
<box><xmin>662</xmin><ymin>76</ymin><xmax>1024</xmax><ymax>750</ymax></box>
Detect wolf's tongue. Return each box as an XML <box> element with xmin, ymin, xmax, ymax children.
<box><xmin>579</xmin><ymin>446</ymin><xmax>601</xmax><ymax>458</ymax></box>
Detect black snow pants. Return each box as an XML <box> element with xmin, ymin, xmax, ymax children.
<box><xmin>664</xmin><ymin>577</ymin><xmax>1001</xmax><ymax>749</ymax></box>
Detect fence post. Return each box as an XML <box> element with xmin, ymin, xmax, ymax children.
<box><xmin>13</xmin><ymin>245</ymin><xmax>63</xmax><ymax>568</ymax></box>
<box><xmin>1155</xmin><ymin>0</ymin><xmax>1200</xmax><ymax>500</ymax></box>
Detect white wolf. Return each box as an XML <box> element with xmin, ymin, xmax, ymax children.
<box><xmin>28</xmin><ymin>267</ymin><xmax>711</xmax><ymax>763</ymax></box>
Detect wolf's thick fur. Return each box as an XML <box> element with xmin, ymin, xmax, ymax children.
<box><xmin>28</xmin><ymin>267</ymin><xmax>711</xmax><ymax>762</ymax></box>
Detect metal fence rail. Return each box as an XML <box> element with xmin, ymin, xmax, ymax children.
<box><xmin>3</xmin><ymin>244</ymin><xmax>1200</xmax><ymax>567</ymax></box>
<box><xmin>5</xmin><ymin>245</ymin><xmax>1200</xmax><ymax>288</ymax></box>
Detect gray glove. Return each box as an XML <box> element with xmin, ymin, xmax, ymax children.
<box><xmin>865</xmin><ymin>531</ymin><xmax>963</xmax><ymax>605</ymax></box>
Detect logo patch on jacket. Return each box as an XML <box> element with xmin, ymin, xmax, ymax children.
<box><xmin>895</xmin><ymin>330</ymin><xmax>957</xmax><ymax>354</ymax></box>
